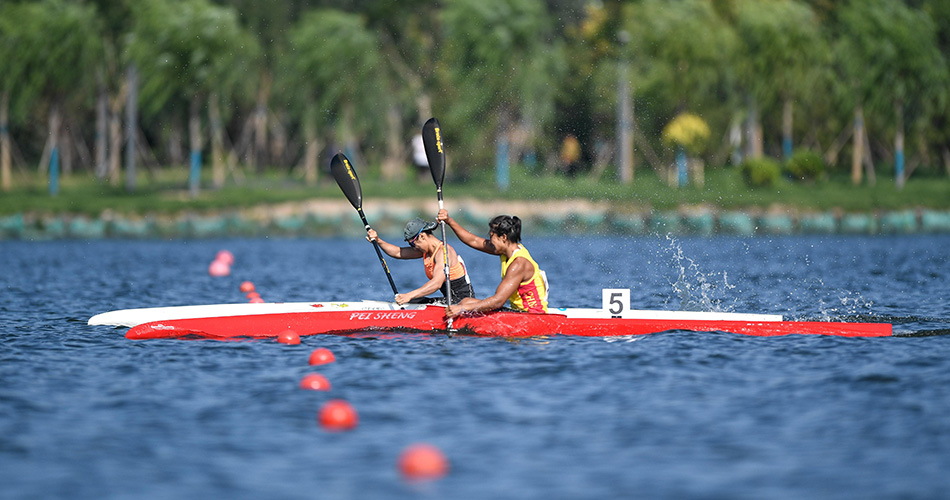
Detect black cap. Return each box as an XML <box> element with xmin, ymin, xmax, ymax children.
<box><xmin>404</xmin><ymin>217</ymin><xmax>438</xmax><ymax>241</ymax></box>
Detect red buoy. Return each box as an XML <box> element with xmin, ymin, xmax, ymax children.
<box><xmin>249</xmin><ymin>297</ymin><xmax>265</xmax><ymax>303</ymax></box>
<box><xmin>208</xmin><ymin>260</ymin><xmax>230</xmax><ymax>277</ymax></box>
<box><xmin>398</xmin><ymin>443</ymin><xmax>449</xmax><ymax>481</ymax></box>
<box><xmin>246</xmin><ymin>292</ymin><xmax>261</xmax><ymax>300</ymax></box>
<box><xmin>216</xmin><ymin>250</ymin><xmax>235</xmax><ymax>265</ymax></box>
<box><xmin>318</xmin><ymin>400</ymin><xmax>358</xmax><ymax>431</ymax></box>
<box><xmin>299</xmin><ymin>373</ymin><xmax>331</xmax><ymax>391</ymax></box>
<box><xmin>239</xmin><ymin>281</ymin><xmax>255</xmax><ymax>293</ymax></box>
<box><xmin>309</xmin><ymin>348</ymin><xmax>336</xmax><ymax>366</ymax></box>
<box><xmin>277</xmin><ymin>329</ymin><xmax>300</xmax><ymax>345</ymax></box>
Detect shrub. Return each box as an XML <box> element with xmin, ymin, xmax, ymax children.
<box><xmin>785</xmin><ymin>150</ymin><xmax>826</xmax><ymax>182</ymax></box>
<box><xmin>662</xmin><ymin>113</ymin><xmax>710</xmax><ymax>155</ymax></box>
<box><xmin>739</xmin><ymin>157</ymin><xmax>781</xmax><ymax>188</ymax></box>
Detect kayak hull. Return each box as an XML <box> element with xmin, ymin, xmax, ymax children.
<box><xmin>98</xmin><ymin>302</ymin><xmax>892</xmax><ymax>339</ymax></box>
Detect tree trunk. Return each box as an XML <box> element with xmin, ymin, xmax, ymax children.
<box><xmin>209</xmin><ymin>92</ymin><xmax>225</xmax><ymax>189</ymax></box>
<box><xmin>269</xmin><ymin>110</ymin><xmax>287</xmax><ymax>166</ymax></box>
<box><xmin>416</xmin><ymin>94</ymin><xmax>432</xmax><ymax>126</ymax></box>
<box><xmin>125</xmin><ymin>64</ymin><xmax>138</xmax><ymax>192</ymax></box>
<box><xmin>189</xmin><ymin>95</ymin><xmax>202</xmax><ymax>197</ymax></box>
<box><xmin>303</xmin><ymin>105</ymin><xmax>319</xmax><ymax>186</ymax></box>
<box><xmin>862</xmin><ymin>123</ymin><xmax>876</xmax><ymax>186</ymax></box>
<box><xmin>168</xmin><ymin>120</ymin><xmax>184</xmax><ymax>166</ymax></box>
<box><xmin>253</xmin><ymin>72</ymin><xmax>271</xmax><ymax>171</ymax></box>
<box><xmin>617</xmin><ymin>59</ymin><xmax>634</xmax><ymax>184</ymax></box>
<box><xmin>382</xmin><ymin>103</ymin><xmax>403</xmax><ymax>181</ymax></box>
<box><xmin>746</xmin><ymin>94</ymin><xmax>763</xmax><ymax>159</ymax></box>
<box><xmin>851</xmin><ymin>106</ymin><xmax>865</xmax><ymax>185</ymax></box>
<box><xmin>895</xmin><ymin>100</ymin><xmax>905</xmax><ymax>190</ymax></box>
<box><xmin>782</xmin><ymin>98</ymin><xmax>793</xmax><ymax>160</ymax></box>
<box><xmin>1</xmin><ymin>92</ymin><xmax>11</xmax><ymax>191</ymax></box>
<box><xmin>95</xmin><ymin>74</ymin><xmax>108</xmax><ymax>179</ymax></box>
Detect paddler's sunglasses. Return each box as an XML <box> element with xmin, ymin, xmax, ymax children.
<box><xmin>408</xmin><ymin>231</ymin><xmax>422</xmax><ymax>247</ymax></box>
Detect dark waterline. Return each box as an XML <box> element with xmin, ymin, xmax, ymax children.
<box><xmin>2</xmin><ymin>235</ymin><xmax>949</xmax><ymax>499</ymax></box>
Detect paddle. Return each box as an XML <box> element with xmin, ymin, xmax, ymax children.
<box><xmin>422</xmin><ymin>118</ymin><xmax>455</xmax><ymax>329</ymax></box>
<box><xmin>330</xmin><ymin>152</ymin><xmax>399</xmax><ymax>298</ymax></box>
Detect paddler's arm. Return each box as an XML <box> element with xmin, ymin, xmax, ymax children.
<box><xmin>395</xmin><ymin>251</ymin><xmax>448</xmax><ymax>305</ymax></box>
<box><xmin>437</xmin><ymin>209</ymin><xmax>495</xmax><ymax>255</ymax></box>
<box><xmin>366</xmin><ymin>229</ymin><xmax>423</xmax><ymax>259</ymax></box>
<box><xmin>445</xmin><ymin>258</ymin><xmax>531</xmax><ymax>317</ymax></box>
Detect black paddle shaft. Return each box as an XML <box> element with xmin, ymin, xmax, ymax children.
<box><xmin>330</xmin><ymin>153</ymin><xmax>399</xmax><ymax>296</ymax></box>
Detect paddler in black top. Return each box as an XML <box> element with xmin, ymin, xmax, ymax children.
<box><xmin>366</xmin><ymin>217</ymin><xmax>475</xmax><ymax>305</ymax></box>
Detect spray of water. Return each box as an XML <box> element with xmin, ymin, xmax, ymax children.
<box><xmin>663</xmin><ymin>235</ymin><xmax>737</xmax><ymax>312</ymax></box>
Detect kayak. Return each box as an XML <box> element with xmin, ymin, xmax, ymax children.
<box><xmin>88</xmin><ymin>300</ymin><xmax>893</xmax><ymax>339</ymax></box>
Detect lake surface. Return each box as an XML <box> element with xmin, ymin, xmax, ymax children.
<box><xmin>2</xmin><ymin>235</ymin><xmax>949</xmax><ymax>499</ymax></box>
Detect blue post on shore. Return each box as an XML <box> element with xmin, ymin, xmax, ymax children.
<box><xmin>49</xmin><ymin>147</ymin><xmax>60</xmax><ymax>196</ymax></box>
<box><xmin>496</xmin><ymin>137</ymin><xmax>509</xmax><ymax>191</ymax></box>
<box><xmin>189</xmin><ymin>150</ymin><xmax>201</xmax><ymax>196</ymax></box>
<box><xmin>676</xmin><ymin>148</ymin><xmax>687</xmax><ymax>187</ymax></box>
<box><xmin>896</xmin><ymin>150</ymin><xmax>905</xmax><ymax>188</ymax></box>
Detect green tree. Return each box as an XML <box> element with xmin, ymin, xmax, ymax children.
<box><xmin>127</xmin><ymin>0</ymin><xmax>260</xmax><ymax>194</ymax></box>
<box><xmin>620</xmin><ymin>0</ymin><xmax>738</xmax><ymax>169</ymax></box>
<box><xmin>5</xmin><ymin>0</ymin><xmax>102</xmax><ymax>195</ymax></box>
<box><xmin>441</xmin><ymin>0</ymin><xmax>566</xmax><ymax>173</ymax></box>
<box><xmin>279</xmin><ymin>8</ymin><xmax>383</xmax><ymax>184</ymax></box>
<box><xmin>834</xmin><ymin>0</ymin><xmax>948</xmax><ymax>186</ymax></box>
<box><xmin>734</xmin><ymin>0</ymin><xmax>830</xmax><ymax>161</ymax></box>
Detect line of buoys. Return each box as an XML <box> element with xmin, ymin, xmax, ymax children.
<box><xmin>277</xmin><ymin>329</ymin><xmax>300</xmax><ymax>345</ymax></box>
<box><xmin>299</xmin><ymin>373</ymin><xmax>331</xmax><ymax>391</ymax></box>
<box><xmin>398</xmin><ymin>443</ymin><xmax>450</xmax><ymax>481</ymax></box>
<box><xmin>318</xmin><ymin>399</ymin><xmax>359</xmax><ymax>431</ymax></box>
<box><xmin>296</xmin><ymin>345</ymin><xmax>449</xmax><ymax>481</ymax></box>
<box><xmin>237</xmin><ymin>280</ymin><xmax>266</xmax><ymax>303</ymax></box>
<box><xmin>208</xmin><ymin>249</ymin><xmax>233</xmax><ymax>277</ymax></box>
<box><xmin>309</xmin><ymin>347</ymin><xmax>336</xmax><ymax>365</ymax></box>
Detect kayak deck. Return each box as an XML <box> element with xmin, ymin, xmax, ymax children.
<box><xmin>89</xmin><ymin>301</ymin><xmax>892</xmax><ymax>339</ymax></box>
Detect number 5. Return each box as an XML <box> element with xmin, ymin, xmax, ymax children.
<box><xmin>603</xmin><ymin>289</ymin><xmax>630</xmax><ymax>316</ymax></box>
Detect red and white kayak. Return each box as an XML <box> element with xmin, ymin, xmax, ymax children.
<box><xmin>88</xmin><ymin>300</ymin><xmax>892</xmax><ymax>339</ymax></box>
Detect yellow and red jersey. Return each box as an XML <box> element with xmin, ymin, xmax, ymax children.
<box><xmin>500</xmin><ymin>245</ymin><xmax>548</xmax><ymax>313</ymax></box>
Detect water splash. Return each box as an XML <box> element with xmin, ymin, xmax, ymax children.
<box><xmin>663</xmin><ymin>235</ymin><xmax>737</xmax><ymax>312</ymax></box>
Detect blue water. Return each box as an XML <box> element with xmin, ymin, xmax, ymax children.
<box><xmin>2</xmin><ymin>235</ymin><xmax>950</xmax><ymax>499</ymax></box>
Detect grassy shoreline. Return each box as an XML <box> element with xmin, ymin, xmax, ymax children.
<box><xmin>2</xmin><ymin>165</ymin><xmax>949</xmax><ymax>216</ymax></box>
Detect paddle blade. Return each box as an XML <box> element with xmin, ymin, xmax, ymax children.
<box><xmin>330</xmin><ymin>153</ymin><xmax>362</xmax><ymax>210</ymax></box>
<box><xmin>422</xmin><ymin>118</ymin><xmax>445</xmax><ymax>188</ymax></box>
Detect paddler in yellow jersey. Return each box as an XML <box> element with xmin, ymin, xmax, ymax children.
<box><xmin>436</xmin><ymin>210</ymin><xmax>548</xmax><ymax>317</ymax></box>
<box><xmin>366</xmin><ymin>217</ymin><xmax>475</xmax><ymax>305</ymax></box>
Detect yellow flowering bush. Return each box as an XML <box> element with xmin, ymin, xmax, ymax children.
<box><xmin>662</xmin><ymin>113</ymin><xmax>711</xmax><ymax>156</ymax></box>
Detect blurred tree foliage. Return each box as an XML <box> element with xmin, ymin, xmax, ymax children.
<box><xmin>1</xmin><ymin>0</ymin><xmax>949</xmax><ymax>194</ymax></box>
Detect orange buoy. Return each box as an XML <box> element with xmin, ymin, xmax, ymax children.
<box><xmin>216</xmin><ymin>250</ymin><xmax>234</xmax><ymax>265</ymax></box>
<box><xmin>246</xmin><ymin>292</ymin><xmax>261</xmax><ymax>300</ymax></box>
<box><xmin>249</xmin><ymin>297</ymin><xmax>265</xmax><ymax>303</ymax></box>
<box><xmin>318</xmin><ymin>399</ymin><xmax>358</xmax><ymax>431</ymax></box>
<box><xmin>239</xmin><ymin>281</ymin><xmax>255</xmax><ymax>293</ymax></box>
<box><xmin>277</xmin><ymin>329</ymin><xmax>300</xmax><ymax>345</ymax></box>
<box><xmin>299</xmin><ymin>373</ymin><xmax>331</xmax><ymax>391</ymax></box>
<box><xmin>309</xmin><ymin>348</ymin><xmax>336</xmax><ymax>366</ymax></box>
<box><xmin>398</xmin><ymin>443</ymin><xmax>449</xmax><ymax>481</ymax></box>
<box><xmin>208</xmin><ymin>260</ymin><xmax>230</xmax><ymax>277</ymax></box>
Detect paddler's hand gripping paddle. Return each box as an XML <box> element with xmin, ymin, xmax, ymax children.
<box><xmin>422</xmin><ymin>118</ymin><xmax>455</xmax><ymax>333</ymax></box>
<box><xmin>330</xmin><ymin>153</ymin><xmax>400</xmax><ymax>299</ymax></box>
